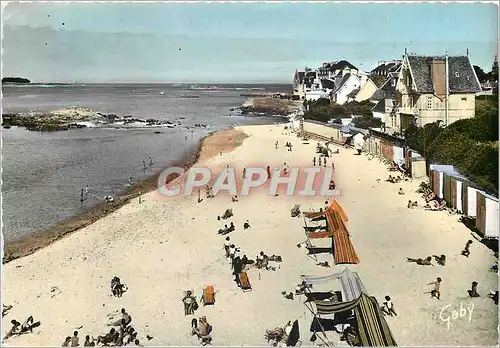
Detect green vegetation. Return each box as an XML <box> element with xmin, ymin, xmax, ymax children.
<box><xmin>303</xmin><ymin>98</ymin><xmax>383</xmax><ymax>128</ymax></box>
<box><xmin>404</xmin><ymin>98</ymin><xmax>498</xmax><ymax>195</ymax></box>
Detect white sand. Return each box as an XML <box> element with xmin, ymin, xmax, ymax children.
<box><xmin>2</xmin><ymin>124</ymin><xmax>498</xmax><ymax>346</ymax></box>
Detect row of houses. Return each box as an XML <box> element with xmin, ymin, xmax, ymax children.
<box><xmin>293</xmin><ymin>50</ymin><xmax>488</xmax><ymax>135</ymax></box>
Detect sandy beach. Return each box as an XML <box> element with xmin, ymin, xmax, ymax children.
<box><xmin>2</xmin><ymin>124</ymin><xmax>498</xmax><ymax>346</ymax></box>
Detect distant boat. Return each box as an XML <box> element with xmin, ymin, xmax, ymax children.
<box><xmin>160</xmin><ymin>90</ymin><xmax>165</xmax><ymax>95</ymax></box>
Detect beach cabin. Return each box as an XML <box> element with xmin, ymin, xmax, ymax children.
<box><xmin>476</xmin><ymin>191</ymin><xmax>499</xmax><ymax>238</ymax></box>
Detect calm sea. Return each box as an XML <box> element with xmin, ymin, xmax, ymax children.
<box><xmin>2</xmin><ymin>83</ymin><xmax>290</xmax><ymax>242</ymax></box>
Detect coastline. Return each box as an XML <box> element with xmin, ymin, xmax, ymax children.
<box><xmin>2</xmin><ymin>127</ymin><xmax>248</xmax><ymax>264</ymax></box>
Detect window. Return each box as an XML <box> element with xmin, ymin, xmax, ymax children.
<box><xmin>455</xmin><ymin>72</ymin><xmax>460</xmax><ymax>77</ymax></box>
<box><xmin>462</xmin><ymin>97</ymin><xmax>467</xmax><ymax>101</ymax></box>
<box><xmin>427</xmin><ymin>96</ymin><xmax>433</xmax><ymax>109</ymax></box>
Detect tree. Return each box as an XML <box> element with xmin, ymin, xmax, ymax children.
<box><xmin>353</xmin><ymin>115</ymin><xmax>383</xmax><ymax>129</ymax></box>
<box><xmin>473</xmin><ymin>65</ymin><xmax>488</xmax><ymax>83</ymax></box>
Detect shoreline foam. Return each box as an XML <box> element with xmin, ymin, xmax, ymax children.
<box><xmin>2</xmin><ymin>127</ymin><xmax>248</xmax><ymax>264</ymax></box>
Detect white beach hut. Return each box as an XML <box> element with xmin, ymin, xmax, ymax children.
<box><xmin>476</xmin><ymin>191</ymin><xmax>499</xmax><ymax>238</ymax></box>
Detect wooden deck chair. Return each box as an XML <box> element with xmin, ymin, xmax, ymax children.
<box><xmin>290</xmin><ymin>204</ymin><xmax>301</xmax><ymax>217</ymax></box>
<box><xmin>221</xmin><ymin>208</ymin><xmax>233</xmax><ymax>219</ymax></box>
<box><xmin>238</xmin><ymin>272</ymin><xmax>252</xmax><ymax>292</ymax></box>
<box><xmin>202</xmin><ymin>285</ymin><xmax>215</xmax><ymax>306</ymax></box>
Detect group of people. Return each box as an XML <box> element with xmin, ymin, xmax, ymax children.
<box><xmin>406</xmin><ymin>254</ymin><xmax>446</xmax><ymax>266</ymax></box>
<box><xmin>4</xmin><ymin>316</ymin><xmax>40</xmax><ymax>341</ymax></box>
<box><xmin>61</xmin><ymin>309</ymin><xmax>141</xmax><ymax>347</ymax></box>
<box><xmin>386</xmin><ymin>175</ymin><xmax>404</xmax><ymax>184</ymax></box>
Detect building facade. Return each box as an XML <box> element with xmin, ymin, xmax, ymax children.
<box><xmin>394</xmin><ymin>53</ymin><xmax>481</xmax><ymax>132</ymax></box>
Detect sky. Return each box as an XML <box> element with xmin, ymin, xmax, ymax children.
<box><xmin>2</xmin><ymin>1</ymin><xmax>498</xmax><ymax>83</ymax></box>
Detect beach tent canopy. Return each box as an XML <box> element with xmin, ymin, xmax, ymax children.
<box><xmin>325</xmin><ymin>209</ymin><xmax>360</xmax><ymax>264</ymax></box>
<box><xmin>312</xmin><ymin>292</ymin><xmax>397</xmax><ymax>347</ymax></box>
<box><xmin>303</xmin><ymin>200</ymin><xmax>349</xmax><ymax>221</ymax></box>
<box><xmin>301</xmin><ymin>267</ymin><xmax>366</xmax><ymax>302</ymax></box>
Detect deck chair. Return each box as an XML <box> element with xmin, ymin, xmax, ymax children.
<box><xmin>202</xmin><ymin>285</ymin><xmax>215</xmax><ymax>306</ymax></box>
<box><xmin>221</xmin><ymin>209</ymin><xmax>233</xmax><ymax>219</ymax></box>
<box><xmin>238</xmin><ymin>272</ymin><xmax>252</xmax><ymax>292</ymax></box>
<box><xmin>290</xmin><ymin>204</ymin><xmax>301</xmax><ymax>217</ymax></box>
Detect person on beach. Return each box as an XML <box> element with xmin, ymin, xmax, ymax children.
<box><xmin>381</xmin><ymin>296</ymin><xmax>397</xmax><ymax>317</ymax></box>
<box><xmin>182</xmin><ymin>290</ymin><xmax>199</xmax><ymax>316</ymax></box>
<box><xmin>398</xmin><ymin>188</ymin><xmax>405</xmax><ymax>195</ymax></box>
<box><xmin>323</xmin><ymin>157</ymin><xmax>326</xmax><ymax>167</ymax></box>
<box><xmin>428</xmin><ymin>277</ymin><xmax>442</xmax><ymax>300</ymax></box>
<box><xmin>142</xmin><ymin>160</ymin><xmax>147</xmax><ymax>171</ymax></box>
<box><xmin>192</xmin><ymin>316</ymin><xmax>212</xmax><ymax>340</ymax></box>
<box><xmin>313</xmin><ymin>157</ymin><xmax>316</xmax><ymax>166</ymax></box>
<box><xmin>243</xmin><ymin>168</ymin><xmax>246</xmax><ymax>179</ymax></box>
<box><xmin>97</xmin><ymin>328</ymin><xmax>115</xmax><ymax>345</ymax></box>
<box><xmin>432</xmin><ymin>254</ymin><xmax>446</xmax><ymax>266</ymax></box>
<box><xmin>85</xmin><ymin>185</ymin><xmax>89</xmax><ymax>194</ymax></box>
<box><xmin>275</xmin><ymin>141</ymin><xmax>278</xmax><ymax>149</ymax></box>
<box><xmin>62</xmin><ymin>336</ymin><xmax>72</xmax><ymax>347</ymax></box>
<box><xmin>229</xmin><ymin>245</ymin><xmax>239</xmax><ymax>260</ymax></box>
<box><xmin>70</xmin><ymin>331</ymin><xmax>79</xmax><ymax>347</ymax></box>
<box><xmin>223</xmin><ymin>237</ymin><xmax>231</xmax><ymax>257</ymax></box>
<box><xmin>243</xmin><ymin>220</ymin><xmax>250</xmax><ymax>229</ymax></box>
<box><xmin>84</xmin><ymin>335</ymin><xmax>92</xmax><ymax>346</ymax></box>
<box><xmin>266</xmin><ymin>166</ymin><xmax>271</xmax><ymax>179</ymax></box>
<box><xmin>108</xmin><ymin>308</ymin><xmax>131</xmax><ymax>327</ymax></box>
<box><xmin>461</xmin><ymin>240</ymin><xmax>473</xmax><ymax>257</ymax></box>
<box><xmin>128</xmin><ymin>177</ymin><xmax>133</xmax><ymax>186</ymax></box>
<box><xmin>407</xmin><ymin>256</ymin><xmax>433</xmax><ymax>266</ymax></box>
<box><xmin>149</xmin><ymin>157</ymin><xmax>153</xmax><ymax>166</ymax></box>
<box><xmin>468</xmin><ymin>281</ymin><xmax>480</xmax><ymax>297</ymax></box>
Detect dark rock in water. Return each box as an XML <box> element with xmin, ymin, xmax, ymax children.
<box><xmin>2</xmin><ymin>77</ymin><xmax>30</xmax><ymax>84</ymax></box>
<box><xmin>154</xmin><ymin>131</ymin><xmax>162</xmax><ymax>134</ymax></box>
<box><xmin>3</xmin><ymin>125</ymin><xmax>11</xmax><ymax>129</ymax></box>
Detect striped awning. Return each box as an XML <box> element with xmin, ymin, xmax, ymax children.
<box><xmin>301</xmin><ymin>268</ymin><xmax>365</xmax><ymax>302</ymax></box>
<box><xmin>307</xmin><ymin>230</ymin><xmax>332</xmax><ymax>239</ymax></box>
<box><xmin>314</xmin><ymin>293</ymin><xmax>397</xmax><ymax>346</ymax></box>
<box><xmin>326</xmin><ymin>210</ymin><xmax>360</xmax><ymax>264</ymax></box>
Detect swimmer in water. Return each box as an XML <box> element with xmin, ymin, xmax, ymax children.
<box><xmin>128</xmin><ymin>177</ymin><xmax>133</xmax><ymax>185</ymax></box>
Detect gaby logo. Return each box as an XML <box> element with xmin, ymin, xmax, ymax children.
<box><xmin>157</xmin><ymin>166</ymin><xmax>342</xmax><ymax>197</ymax></box>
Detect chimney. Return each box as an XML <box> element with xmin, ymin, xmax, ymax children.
<box><xmin>431</xmin><ymin>57</ymin><xmax>446</xmax><ymax>99</ymax></box>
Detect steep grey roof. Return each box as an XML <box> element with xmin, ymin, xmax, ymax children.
<box><xmin>298</xmin><ymin>72</ymin><xmax>305</xmax><ymax>83</ymax></box>
<box><xmin>347</xmin><ymin>88</ymin><xmax>360</xmax><ymax>98</ymax></box>
<box><xmin>407</xmin><ymin>56</ymin><xmax>481</xmax><ymax>94</ymax></box>
<box><xmin>371</xmin><ymin>89</ymin><xmax>386</xmax><ymax>101</ymax></box>
<box><xmin>371</xmin><ymin>61</ymin><xmax>401</xmax><ymax>75</ymax></box>
<box><xmin>320</xmin><ymin>78</ymin><xmax>336</xmax><ymax>89</ymax></box>
<box><xmin>329</xmin><ymin>60</ymin><xmax>358</xmax><ymax>72</ymax></box>
<box><xmin>372</xmin><ymin>99</ymin><xmax>385</xmax><ymax>113</ymax></box>
<box><xmin>380</xmin><ymin>73</ymin><xmax>398</xmax><ymax>93</ymax></box>
<box><xmin>334</xmin><ymin>73</ymin><xmax>352</xmax><ymax>92</ymax></box>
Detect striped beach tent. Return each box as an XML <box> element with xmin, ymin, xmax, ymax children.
<box><xmin>313</xmin><ymin>293</ymin><xmax>397</xmax><ymax>346</ymax></box>
<box><xmin>301</xmin><ymin>267</ymin><xmax>366</xmax><ymax>302</ymax></box>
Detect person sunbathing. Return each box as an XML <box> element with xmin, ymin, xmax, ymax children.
<box><xmin>2</xmin><ymin>304</ymin><xmax>12</xmax><ymax>317</ymax></box>
<box><xmin>243</xmin><ymin>220</ymin><xmax>250</xmax><ymax>229</ymax></box>
<box><xmin>4</xmin><ymin>316</ymin><xmax>39</xmax><ymax>340</ymax></box>
<box><xmin>468</xmin><ymin>281</ymin><xmax>480</xmax><ymax>297</ymax></box>
<box><xmin>398</xmin><ymin>188</ymin><xmax>405</xmax><ymax>195</ymax></box>
<box><xmin>227</xmin><ymin>222</ymin><xmax>235</xmax><ymax>233</ymax></box>
<box><xmin>432</xmin><ymin>254</ymin><xmax>446</xmax><ymax>266</ymax></box>
<box><xmin>461</xmin><ymin>240</ymin><xmax>473</xmax><ymax>257</ymax></box>
<box><xmin>381</xmin><ymin>295</ymin><xmax>397</xmax><ymax>317</ymax></box>
<box><xmin>97</xmin><ymin>328</ymin><xmax>115</xmax><ymax>345</ymax></box>
<box><xmin>223</xmin><ymin>237</ymin><xmax>231</xmax><ymax>257</ymax></box>
<box><xmin>317</xmin><ymin>261</ymin><xmax>330</xmax><ymax>267</ymax></box>
<box><xmin>232</xmin><ymin>195</ymin><xmax>238</xmax><ymax>202</ymax></box>
<box><xmin>488</xmin><ymin>291</ymin><xmax>499</xmax><ymax>305</ymax></box>
<box><xmin>218</xmin><ymin>224</ymin><xmax>228</xmax><ymax>235</ymax></box>
<box><xmin>407</xmin><ymin>256</ymin><xmax>433</xmax><ymax>266</ymax></box>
